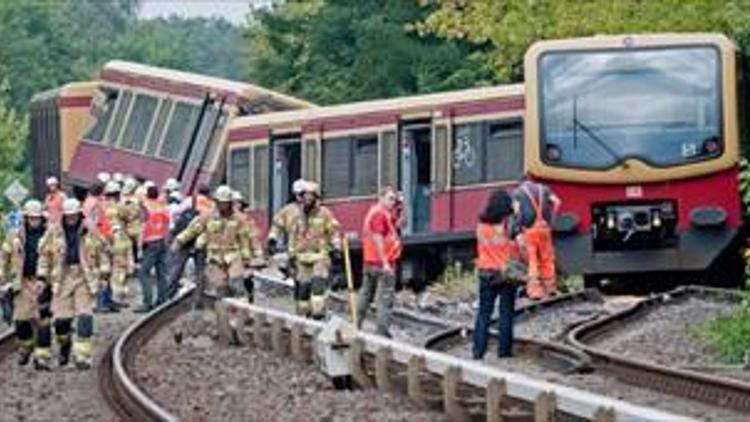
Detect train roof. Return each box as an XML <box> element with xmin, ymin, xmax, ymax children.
<box><xmin>228</xmin><ymin>83</ymin><xmax>524</xmax><ymax>131</ymax></box>
<box><xmin>99</xmin><ymin>60</ymin><xmax>315</xmax><ymax>109</ymax></box>
<box><xmin>525</xmin><ymin>33</ymin><xmax>736</xmax><ymax>57</ymax></box>
<box><xmin>30</xmin><ymin>81</ymin><xmax>99</xmax><ymax>104</ymax></box>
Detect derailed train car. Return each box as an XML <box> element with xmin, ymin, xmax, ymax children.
<box><xmin>29</xmin><ymin>82</ymin><xmax>97</xmax><ymax>198</ymax></box>
<box><xmin>524</xmin><ymin>33</ymin><xmax>744</xmax><ymax>284</ymax></box>
<box><xmin>66</xmin><ymin>60</ymin><xmax>314</xmax><ymax>196</ymax></box>
<box><xmin>225</xmin><ymin>85</ymin><xmax>525</xmax><ymax>284</ymax></box>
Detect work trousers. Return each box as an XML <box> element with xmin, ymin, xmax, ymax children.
<box><xmin>356</xmin><ymin>268</ymin><xmax>396</xmax><ymax>337</ymax></box>
<box><xmin>523</xmin><ymin>226</ymin><xmax>556</xmax><ymax>299</ymax></box>
<box><xmin>138</xmin><ymin>239</ymin><xmax>168</xmax><ymax>308</ymax></box>
<box><xmin>472</xmin><ymin>271</ymin><xmax>517</xmax><ymax>358</ymax></box>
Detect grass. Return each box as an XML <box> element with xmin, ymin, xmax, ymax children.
<box><xmin>698</xmin><ymin>280</ymin><xmax>750</xmax><ymax>364</ymax></box>
<box><xmin>430</xmin><ymin>262</ymin><xmax>477</xmax><ymax>300</ymax></box>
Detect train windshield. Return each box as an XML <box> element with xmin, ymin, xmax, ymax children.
<box><xmin>539</xmin><ymin>46</ymin><xmax>722</xmax><ymax>169</ymax></box>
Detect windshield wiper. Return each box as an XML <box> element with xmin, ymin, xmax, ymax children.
<box><xmin>572</xmin><ymin>116</ymin><xmax>629</xmax><ymax>169</ymax></box>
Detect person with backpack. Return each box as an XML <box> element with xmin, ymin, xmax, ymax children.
<box><xmin>135</xmin><ymin>183</ymin><xmax>171</xmax><ymax>312</ymax></box>
<box><xmin>512</xmin><ymin>179</ymin><xmax>561</xmax><ymax>300</ymax></box>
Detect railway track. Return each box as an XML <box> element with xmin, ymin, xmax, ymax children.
<box><xmin>99</xmin><ymin>289</ymin><xmax>195</xmax><ymax>422</ymax></box>
<box><xmin>570</xmin><ymin>285</ymin><xmax>750</xmax><ymax>413</ymax></box>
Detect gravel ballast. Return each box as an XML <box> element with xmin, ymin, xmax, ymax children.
<box><xmin>134</xmin><ymin>310</ymin><xmax>449</xmax><ymax>422</ymax></box>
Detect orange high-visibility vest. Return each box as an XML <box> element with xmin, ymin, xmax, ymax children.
<box><xmin>45</xmin><ymin>191</ymin><xmax>67</xmax><ymax>223</ymax></box>
<box><xmin>195</xmin><ymin>195</ymin><xmax>213</xmax><ymax>217</ymax></box>
<box><xmin>362</xmin><ymin>204</ymin><xmax>402</xmax><ymax>265</ymax></box>
<box><xmin>476</xmin><ymin>222</ymin><xmax>513</xmax><ymax>270</ymax></box>
<box><xmin>142</xmin><ymin>199</ymin><xmax>170</xmax><ymax>243</ymax></box>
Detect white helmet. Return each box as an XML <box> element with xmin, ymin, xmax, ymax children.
<box><xmin>292</xmin><ymin>179</ymin><xmax>307</xmax><ymax>195</ymax></box>
<box><xmin>113</xmin><ymin>173</ymin><xmax>124</xmax><ymax>184</ymax></box>
<box><xmin>213</xmin><ymin>185</ymin><xmax>233</xmax><ymax>202</ymax></box>
<box><xmin>143</xmin><ymin>180</ymin><xmax>156</xmax><ymax>189</ymax></box>
<box><xmin>97</xmin><ymin>172</ymin><xmax>111</xmax><ymax>184</ymax></box>
<box><xmin>104</xmin><ymin>181</ymin><xmax>121</xmax><ymax>195</ymax></box>
<box><xmin>164</xmin><ymin>178</ymin><xmax>180</xmax><ymax>192</ymax></box>
<box><xmin>169</xmin><ymin>190</ymin><xmax>182</xmax><ymax>202</ymax></box>
<box><xmin>23</xmin><ymin>200</ymin><xmax>44</xmax><ymax>217</ymax></box>
<box><xmin>306</xmin><ymin>181</ymin><xmax>321</xmax><ymax>197</ymax></box>
<box><xmin>46</xmin><ymin>176</ymin><xmax>59</xmax><ymax>187</ymax></box>
<box><xmin>62</xmin><ymin>198</ymin><xmax>81</xmax><ymax>215</ymax></box>
<box><xmin>122</xmin><ymin>177</ymin><xmax>138</xmax><ymax>195</ymax></box>
<box><xmin>232</xmin><ymin>190</ymin><xmax>244</xmax><ymax>202</ymax></box>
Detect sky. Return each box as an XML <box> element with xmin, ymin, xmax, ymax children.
<box><xmin>138</xmin><ymin>0</ymin><xmax>274</xmax><ymax>25</ymax></box>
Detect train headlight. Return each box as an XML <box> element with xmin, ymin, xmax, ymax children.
<box><xmin>606</xmin><ymin>212</ymin><xmax>616</xmax><ymax>230</ymax></box>
<box><xmin>652</xmin><ymin>210</ymin><xmax>662</xmax><ymax>228</ymax></box>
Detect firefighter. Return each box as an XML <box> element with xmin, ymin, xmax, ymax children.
<box><xmin>512</xmin><ymin>179</ymin><xmax>561</xmax><ymax>300</ymax></box>
<box><xmin>44</xmin><ymin>176</ymin><xmax>67</xmax><ymax>225</ymax></box>
<box><xmin>172</xmin><ymin>185</ymin><xmax>260</xmax><ymax>304</ymax></box>
<box><xmin>356</xmin><ymin>187</ymin><xmax>403</xmax><ymax>337</ymax></box>
<box><xmin>287</xmin><ymin>182</ymin><xmax>341</xmax><ymax>319</ymax></box>
<box><xmin>94</xmin><ymin>181</ymin><xmax>129</xmax><ymax>312</ymax></box>
<box><xmin>39</xmin><ymin>198</ymin><xmax>110</xmax><ymax>369</ymax></box>
<box><xmin>163</xmin><ymin>178</ymin><xmax>180</xmax><ymax>202</ymax></box>
<box><xmin>96</xmin><ymin>172</ymin><xmax>111</xmax><ymax>185</ymax></box>
<box><xmin>267</xmin><ymin>179</ymin><xmax>307</xmax><ymax>257</ymax></box>
<box><xmin>0</xmin><ymin>199</ymin><xmax>51</xmax><ymax>369</ymax></box>
<box><xmin>232</xmin><ymin>190</ymin><xmax>265</xmax><ymax>302</ymax></box>
<box><xmin>136</xmin><ymin>183</ymin><xmax>171</xmax><ymax>312</ymax></box>
<box><xmin>165</xmin><ymin>184</ymin><xmax>214</xmax><ymax>300</ymax></box>
<box><xmin>82</xmin><ymin>182</ymin><xmax>104</xmax><ymax>223</ymax></box>
<box><xmin>121</xmin><ymin>177</ymin><xmax>143</xmax><ymax>262</ymax></box>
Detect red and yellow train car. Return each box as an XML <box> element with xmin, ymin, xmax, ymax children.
<box><xmin>524</xmin><ymin>33</ymin><xmax>743</xmax><ymax>283</ymax></box>
<box><xmin>67</xmin><ymin>60</ymin><xmax>313</xmax><ymax>194</ymax></box>
<box><xmin>30</xmin><ymin>82</ymin><xmax>97</xmax><ymax>198</ymax></box>
<box><xmin>226</xmin><ymin>85</ymin><xmax>524</xmax><ymax>282</ymax></box>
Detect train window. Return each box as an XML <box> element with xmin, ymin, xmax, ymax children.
<box><xmin>322</xmin><ymin>135</ymin><xmax>378</xmax><ymax>198</ymax></box>
<box><xmin>158</xmin><ymin>103</ymin><xmax>200</xmax><ymax>160</ymax></box>
<box><xmin>322</xmin><ymin>138</ymin><xmax>351</xmax><ymax>198</ymax></box>
<box><xmin>145</xmin><ymin>100</ymin><xmax>173</xmax><ymax>156</ymax></box>
<box><xmin>119</xmin><ymin>94</ymin><xmax>158</xmax><ymax>153</ymax></box>
<box><xmin>452</xmin><ymin>120</ymin><xmax>523</xmax><ymax>186</ymax></box>
<box><xmin>84</xmin><ymin>88</ymin><xmax>119</xmax><ymax>143</ymax></box>
<box><xmin>105</xmin><ymin>91</ymin><xmax>133</xmax><ymax>145</ymax></box>
<box><xmin>486</xmin><ymin>121</ymin><xmax>523</xmax><ymax>181</ymax></box>
<box><xmin>229</xmin><ymin>147</ymin><xmax>251</xmax><ymax>201</ymax></box>
<box><xmin>252</xmin><ymin>145</ymin><xmax>269</xmax><ymax>209</ymax></box>
<box><xmin>352</xmin><ymin>136</ymin><xmax>378</xmax><ymax>196</ymax></box>
<box><xmin>452</xmin><ymin>123</ymin><xmax>484</xmax><ymax>185</ymax></box>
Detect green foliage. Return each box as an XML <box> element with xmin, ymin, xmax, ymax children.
<box><xmin>699</xmin><ymin>287</ymin><xmax>750</xmax><ymax>363</ymax></box>
<box><xmin>0</xmin><ymin>86</ymin><xmax>29</xmax><ymax>211</ymax></box>
<box><xmin>432</xmin><ymin>261</ymin><xmax>478</xmax><ymax>299</ymax></box>
<box><xmin>418</xmin><ymin>0</ymin><xmax>750</xmax><ymax>81</ymax></box>
<box><xmin>246</xmin><ymin>0</ymin><xmax>495</xmax><ymax>104</ymax></box>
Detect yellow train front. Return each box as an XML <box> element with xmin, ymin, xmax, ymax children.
<box><xmin>524</xmin><ymin>34</ymin><xmax>743</xmax><ymax>284</ymax></box>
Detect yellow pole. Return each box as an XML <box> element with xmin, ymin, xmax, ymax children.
<box><xmin>342</xmin><ymin>236</ymin><xmax>358</xmax><ymax>327</ymax></box>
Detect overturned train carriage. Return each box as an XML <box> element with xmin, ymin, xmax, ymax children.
<box><xmin>66</xmin><ymin>60</ymin><xmax>314</xmax><ymax>197</ymax></box>
<box><xmin>524</xmin><ymin>33</ymin><xmax>744</xmax><ymax>284</ymax></box>
<box><xmin>29</xmin><ymin>82</ymin><xmax>97</xmax><ymax>198</ymax></box>
<box><xmin>225</xmin><ymin>85</ymin><xmax>525</xmax><ymax>286</ymax></box>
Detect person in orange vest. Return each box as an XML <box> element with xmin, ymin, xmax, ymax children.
<box><xmin>512</xmin><ymin>179</ymin><xmax>561</xmax><ymax>300</ymax></box>
<box><xmin>82</xmin><ymin>182</ymin><xmax>104</xmax><ymax>224</ymax></box>
<box><xmin>44</xmin><ymin>177</ymin><xmax>67</xmax><ymax>225</ymax></box>
<box><xmin>356</xmin><ymin>186</ymin><xmax>403</xmax><ymax>337</ymax></box>
<box><xmin>472</xmin><ymin>189</ymin><xmax>526</xmax><ymax>359</ymax></box>
<box><xmin>135</xmin><ymin>184</ymin><xmax>171</xmax><ymax>312</ymax></box>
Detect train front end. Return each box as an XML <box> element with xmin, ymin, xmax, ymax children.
<box><xmin>524</xmin><ymin>34</ymin><xmax>742</xmax><ymax>282</ymax></box>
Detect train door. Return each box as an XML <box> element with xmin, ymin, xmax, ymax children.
<box><xmin>271</xmin><ymin>136</ymin><xmax>302</xmax><ymax>215</ymax></box>
<box><xmin>400</xmin><ymin>122</ymin><xmax>432</xmax><ymax>234</ymax></box>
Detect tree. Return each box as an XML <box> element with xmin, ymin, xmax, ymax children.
<box><xmin>418</xmin><ymin>0</ymin><xmax>750</xmax><ymax>81</ymax></box>
<box><xmin>0</xmin><ymin>83</ymin><xmax>29</xmax><ymax>200</ymax></box>
<box><xmin>246</xmin><ymin>0</ymin><xmax>494</xmax><ymax>104</ymax></box>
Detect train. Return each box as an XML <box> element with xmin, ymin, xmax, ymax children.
<box><xmin>31</xmin><ymin>33</ymin><xmax>745</xmax><ymax>286</ymax></box>
<box><xmin>524</xmin><ymin>33</ymin><xmax>743</xmax><ymax>285</ymax></box>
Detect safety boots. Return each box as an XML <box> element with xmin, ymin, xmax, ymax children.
<box><xmin>58</xmin><ymin>342</ymin><xmax>71</xmax><ymax>367</ymax></box>
<box><xmin>17</xmin><ymin>350</ymin><xmax>31</xmax><ymax>366</ymax></box>
<box><xmin>33</xmin><ymin>356</ymin><xmax>51</xmax><ymax>371</ymax></box>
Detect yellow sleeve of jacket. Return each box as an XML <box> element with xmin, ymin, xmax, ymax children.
<box><xmin>323</xmin><ymin>207</ymin><xmax>342</xmax><ymax>251</ymax></box>
<box><xmin>176</xmin><ymin>215</ymin><xmax>206</xmax><ymax>246</ymax></box>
